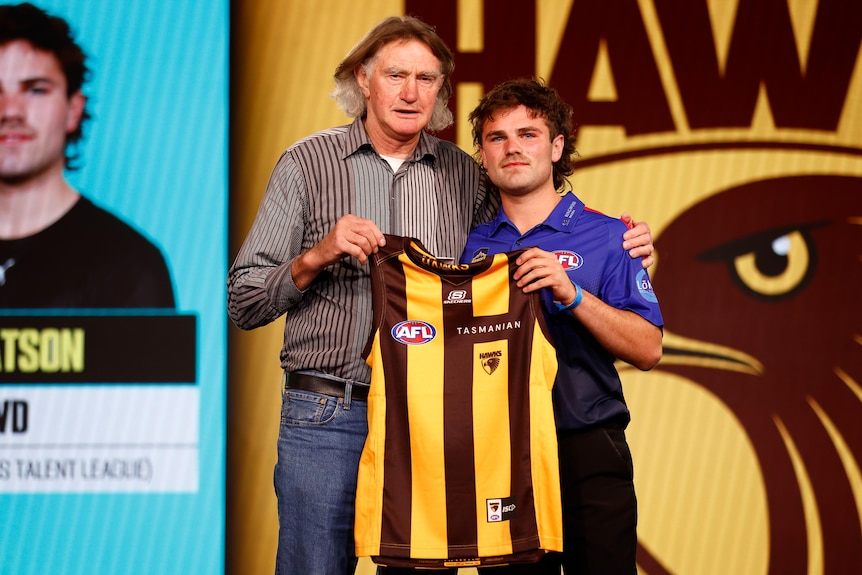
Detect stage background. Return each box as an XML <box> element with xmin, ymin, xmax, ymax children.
<box><xmin>230</xmin><ymin>1</ymin><xmax>862</xmax><ymax>574</ymax></box>
<box><xmin>0</xmin><ymin>1</ymin><xmax>228</xmax><ymax>574</ymax></box>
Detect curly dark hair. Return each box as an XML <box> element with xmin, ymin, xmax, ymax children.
<box><xmin>0</xmin><ymin>3</ymin><xmax>91</xmax><ymax>169</ymax></box>
<box><xmin>469</xmin><ymin>78</ymin><xmax>577</xmax><ymax>191</ymax></box>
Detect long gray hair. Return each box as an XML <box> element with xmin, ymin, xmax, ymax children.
<box><xmin>330</xmin><ymin>16</ymin><xmax>455</xmax><ymax>132</ymax></box>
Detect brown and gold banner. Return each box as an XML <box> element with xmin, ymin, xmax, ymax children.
<box><xmin>230</xmin><ymin>1</ymin><xmax>862</xmax><ymax>573</ymax></box>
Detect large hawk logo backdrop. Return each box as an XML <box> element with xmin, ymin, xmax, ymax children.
<box><xmin>230</xmin><ymin>1</ymin><xmax>862</xmax><ymax>573</ymax></box>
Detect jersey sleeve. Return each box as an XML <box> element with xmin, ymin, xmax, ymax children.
<box><xmin>600</xmin><ymin>219</ymin><xmax>664</xmax><ymax>328</ymax></box>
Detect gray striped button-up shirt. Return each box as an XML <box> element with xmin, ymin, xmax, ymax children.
<box><xmin>228</xmin><ymin>118</ymin><xmax>498</xmax><ymax>385</ymax></box>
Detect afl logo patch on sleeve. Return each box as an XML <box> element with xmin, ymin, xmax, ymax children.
<box><xmin>391</xmin><ymin>320</ymin><xmax>437</xmax><ymax>345</ymax></box>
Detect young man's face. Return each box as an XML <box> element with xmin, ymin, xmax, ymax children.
<box><xmin>479</xmin><ymin>104</ymin><xmax>563</xmax><ymax>196</ymax></box>
<box><xmin>356</xmin><ymin>39</ymin><xmax>443</xmax><ymax>148</ymax></box>
<box><xmin>0</xmin><ymin>40</ymin><xmax>84</xmax><ymax>184</ymax></box>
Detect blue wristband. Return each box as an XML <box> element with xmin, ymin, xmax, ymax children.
<box><xmin>555</xmin><ymin>282</ymin><xmax>582</xmax><ymax>312</ymax></box>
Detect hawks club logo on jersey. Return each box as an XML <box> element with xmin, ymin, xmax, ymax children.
<box><xmin>391</xmin><ymin>320</ymin><xmax>437</xmax><ymax>345</ymax></box>
<box><xmin>555</xmin><ymin>250</ymin><xmax>583</xmax><ymax>270</ymax></box>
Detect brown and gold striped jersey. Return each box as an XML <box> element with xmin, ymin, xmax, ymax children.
<box><xmin>355</xmin><ymin>235</ymin><xmax>562</xmax><ymax>568</ymax></box>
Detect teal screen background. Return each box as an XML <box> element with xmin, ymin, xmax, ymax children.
<box><xmin>0</xmin><ymin>1</ymin><xmax>228</xmax><ymax>573</ymax></box>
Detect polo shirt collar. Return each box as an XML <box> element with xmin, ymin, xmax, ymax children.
<box><xmin>544</xmin><ymin>192</ymin><xmax>584</xmax><ymax>233</ymax></box>
<box><xmin>488</xmin><ymin>191</ymin><xmax>585</xmax><ymax>237</ymax></box>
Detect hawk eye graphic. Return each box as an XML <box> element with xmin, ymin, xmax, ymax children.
<box><xmin>483</xmin><ymin>357</ymin><xmax>501</xmax><ymax>375</ymax></box>
<box><xmin>652</xmin><ymin>174</ymin><xmax>862</xmax><ymax>573</ymax></box>
<box><xmin>698</xmin><ymin>224</ymin><xmax>821</xmax><ymax>301</ymax></box>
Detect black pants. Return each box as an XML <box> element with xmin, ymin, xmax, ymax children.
<box><xmin>487</xmin><ymin>425</ymin><xmax>638</xmax><ymax>575</ymax></box>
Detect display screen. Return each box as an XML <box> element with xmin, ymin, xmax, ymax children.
<box><xmin>0</xmin><ymin>2</ymin><xmax>227</xmax><ymax>573</ymax></box>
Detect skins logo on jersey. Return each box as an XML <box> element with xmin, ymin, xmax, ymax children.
<box><xmin>391</xmin><ymin>320</ymin><xmax>437</xmax><ymax>345</ymax></box>
<box><xmin>554</xmin><ymin>250</ymin><xmax>583</xmax><ymax>270</ymax></box>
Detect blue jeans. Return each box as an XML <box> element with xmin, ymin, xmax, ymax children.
<box><xmin>274</xmin><ymin>384</ymin><xmax>368</xmax><ymax>575</ymax></box>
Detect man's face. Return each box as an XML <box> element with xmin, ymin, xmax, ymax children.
<box><xmin>356</xmin><ymin>39</ymin><xmax>443</xmax><ymax>147</ymax></box>
<box><xmin>0</xmin><ymin>40</ymin><xmax>84</xmax><ymax>184</ymax></box>
<box><xmin>479</xmin><ymin>105</ymin><xmax>563</xmax><ymax>196</ymax></box>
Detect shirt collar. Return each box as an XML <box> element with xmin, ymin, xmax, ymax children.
<box><xmin>343</xmin><ymin>118</ymin><xmax>372</xmax><ymax>158</ymax></box>
<box><xmin>344</xmin><ymin>117</ymin><xmax>438</xmax><ymax>163</ymax></box>
<box><xmin>488</xmin><ymin>191</ymin><xmax>584</xmax><ymax>237</ymax></box>
<box><xmin>545</xmin><ymin>192</ymin><xmax>584</xmax><ymax>232</ymax></box>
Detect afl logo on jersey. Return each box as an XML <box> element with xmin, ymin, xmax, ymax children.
<box><xmin>555</xmin><ymin>250</ymin><xmax>583</xmax><ymax>270</ymax></box>
<box><xmin>391</xmin><ymin>320</ymin><xmax>437</xmax><ymax>345</ymax></box>
<box><xmin>487</xmin><ymin>500</ymin><xmax>502</xmax><ymax>522</ymax></box>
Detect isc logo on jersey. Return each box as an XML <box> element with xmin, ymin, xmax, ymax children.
<box><xmin>555</xmin><ymin>250</ymin><xmax>583</xmax><ymax>270</ymax></box>
<box><xmin>486</xmin><ymin>497</ymin><xmax>517</xmax><ymax>522</ymax></box>
<box><xmin>391</xmin><ymin>320</ymin><xmax>437</xmax><ymax>345</ymax></box>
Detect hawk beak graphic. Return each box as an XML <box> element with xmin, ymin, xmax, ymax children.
<box><xmin>635</xmin><ymin>329</ymin><xmax>765</xmax><ymax>376</ymax></box>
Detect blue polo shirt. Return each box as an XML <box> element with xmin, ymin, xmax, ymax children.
<box><xmin>461</xmin><ymin>192</ymin><xmax>663</xmax><ymax>431</ymax></box>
